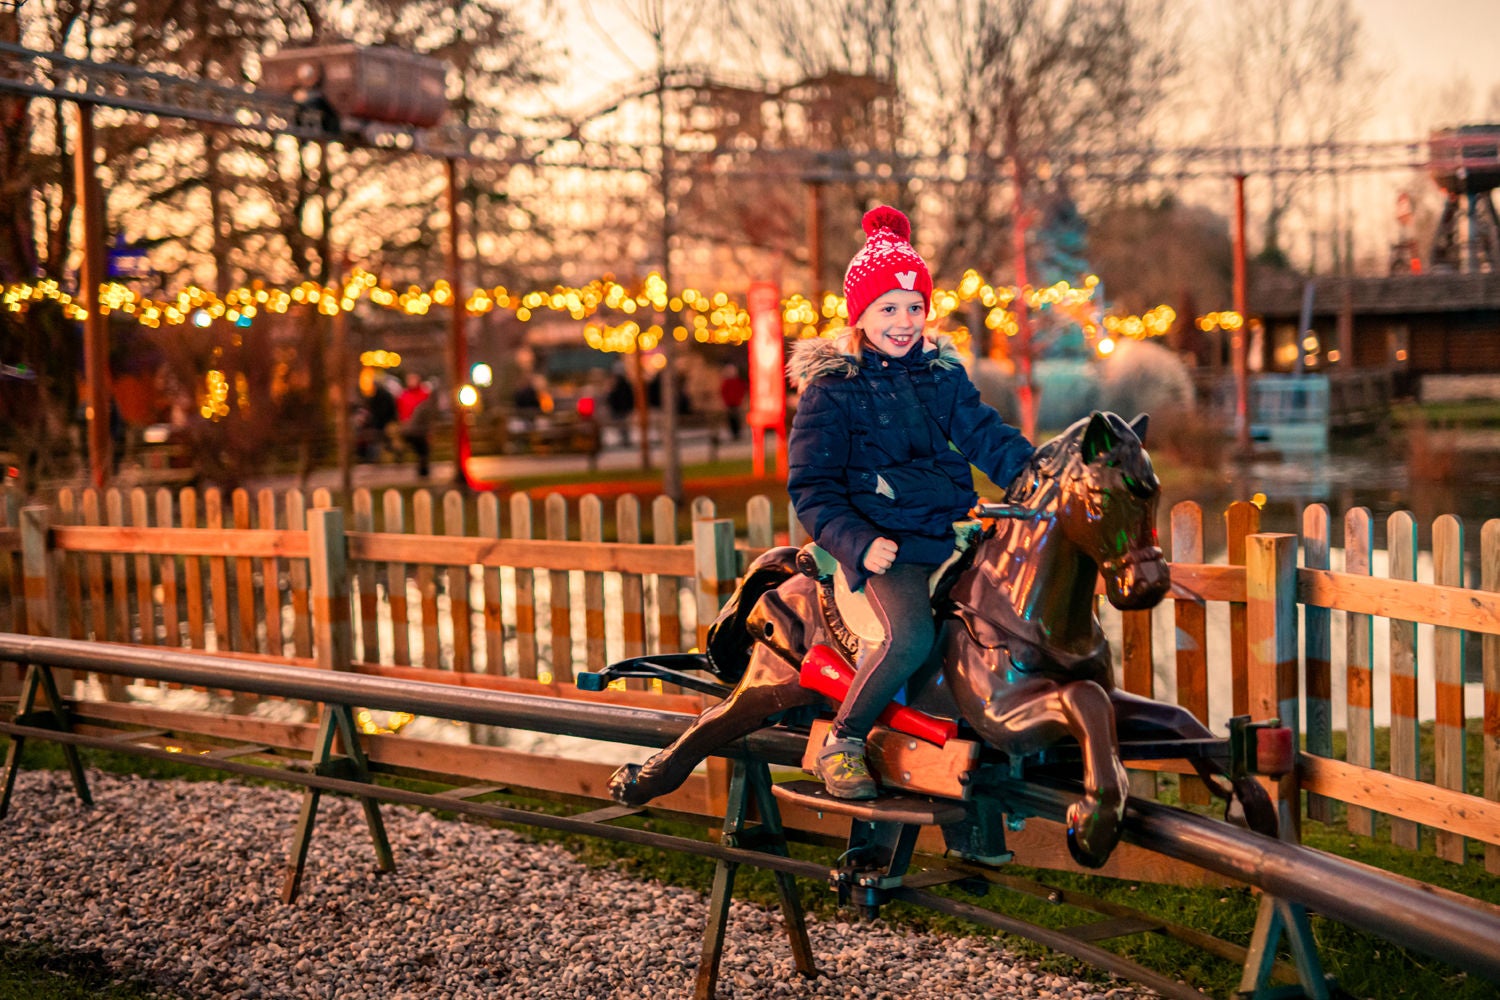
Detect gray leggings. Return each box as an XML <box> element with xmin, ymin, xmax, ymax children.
<box><xmin>830</xmin><ymin>561</ymin><xmax>938</xmax><ymax>741</ymax></box>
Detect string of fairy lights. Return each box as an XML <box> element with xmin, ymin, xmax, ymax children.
<box><xmin>3</xmin><ymin>268</ymin><xmax>1227</xmax><ymax>360</ymax></box>
<box><xmin>6</xmin><ymin>269</ymin><xmax>1240</xmax><ymax>423</ymax></box>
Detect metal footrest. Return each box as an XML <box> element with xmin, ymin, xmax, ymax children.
<box><xmin>771</xmin><ymin>779</ymin><xmax>966</xmax><ymax>826</ymax></box>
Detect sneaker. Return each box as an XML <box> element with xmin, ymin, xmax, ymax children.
<box><xmin>816</xmin><ymin>736</ymin><xmax>878</xmax><ymax>800</ymax></box>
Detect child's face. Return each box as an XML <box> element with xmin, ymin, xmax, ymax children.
<box><xmin>857</xmin><ymin>289</ymin><xmax>927</xmax><ymax>358</ymax></box>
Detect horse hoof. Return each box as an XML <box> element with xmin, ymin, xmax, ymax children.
<box><xmin>608</xmin><ymin>763</ymin><xmax>647</xmax><ymax>806</ymax></box>
<box><xmin>1065</xmin><ymin>799</ymin><xmax>1121</xmax><ymax>869</ymax></box>
<box><xmin>1229</xmin><ymin>778</ymin><xmax>1279</xmax><ymax>838</ymax></box>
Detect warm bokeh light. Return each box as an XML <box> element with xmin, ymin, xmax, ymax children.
<box><xmin>4</xmin><ymin>265</ymin><xmax>1222</xmax><ymax>362</ymax></box>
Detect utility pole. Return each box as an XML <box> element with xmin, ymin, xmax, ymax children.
<box><xmin>1232</xmin><ymin>173</ymin><xmax>1251</xmax><ymax>455</ymax></box>
<box><xmin>74</xmin><ymin>101</ymin><xmax>111</xmax><ymax>489</ymax></box>
<box><xmin>1006</xmin><ymin>105</ymin><xmax>1038</xmax><ymax>444</ymax></box>
<box><xmin>655</xmin><ymin>44</ymin><xmax>682</xmax><ymax>503</ymax></box>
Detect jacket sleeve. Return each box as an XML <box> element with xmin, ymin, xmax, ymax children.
<box><xmin>944</xmin><ymin>367</ymin><xmax>1036</xmax><ymax>493</ymax></box>
<box><xmin>787</xmin><ymin>380</ymin><xmax>882</xmax><ymax>588</ymax></box>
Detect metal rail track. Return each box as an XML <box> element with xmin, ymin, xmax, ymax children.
<box><xmin>1</xmin><ymin>634</ymin><xmax>1498</xmax><ymax>994</ymax></box>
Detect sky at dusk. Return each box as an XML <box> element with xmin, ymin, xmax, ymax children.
<box><xmin>550</xmin><ymin>0</ymin><xmax>1500</xmax><ymax>141</ymax></box>
<box><xmin>1296</xmin><ymin>0</ymin><xmax>1500</xmax><ymax>136</ymax></box>
<box><xmin>543</xmin><ymin>0</ymin><xmax>1500</xmax><ymax>269</ymax></box>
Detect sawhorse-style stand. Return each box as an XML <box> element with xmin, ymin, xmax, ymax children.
<box><xmin>0</xmin><ymin>660</ymin><xmax>394</xmax><ymax>905</ymax></box>
<box><xmin>695</xmin><ymin>757</ymin><xmax>817</xmax><ymax>999</ymax></box>
<box><xmin>280</xmin><ymin>702</ymin><xmax>395</xmax><ymax>902</ymax></box>
<box><xmin>0</xmin><ymin>660</ymin><xmax>92</xmax><ymax>818</ymax></box>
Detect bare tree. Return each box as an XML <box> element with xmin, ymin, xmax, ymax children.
<box><xmin>725</xmin><ymin>0</ymin><xmax>1182</xmax><ymax>438</ymax></box>
<box><xmin>3</xmin><ymin>0</ymin><xmax>556</xmax><ymax>485</ymax></box>
<box><xmin>1206</xmin><ymin>0</ymin><xmax>1381</xmax><ymax>267</ymax></box>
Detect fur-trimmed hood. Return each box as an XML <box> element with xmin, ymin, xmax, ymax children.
<box><xmin>785</xmin><ymin>332</ymin><xmax>964</xmax><ymax>391</ymax></box>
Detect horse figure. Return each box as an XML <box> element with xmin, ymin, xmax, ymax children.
<box><xmin>608</xmin><ymin>411</ymin><xmax>1273</xmax><ymax>867</ymax></box>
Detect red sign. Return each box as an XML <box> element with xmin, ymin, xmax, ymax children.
<box><xmin>745</xmin><ymin>281</ymin><xmax>785</xmax><ymax>428</ymax></box>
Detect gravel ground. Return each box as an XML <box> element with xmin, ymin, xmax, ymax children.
<box><xmin>0</xmin><ymin>769</ymin><xmax>1153</xmax><ymax>999</ymax></box>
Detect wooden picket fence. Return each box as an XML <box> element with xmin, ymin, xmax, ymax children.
<box><xmin>1</xmin><ymin>484</ymin><xmax>1498</xmax><ymax>878</ymax></box>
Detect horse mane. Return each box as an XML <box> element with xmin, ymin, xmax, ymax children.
<box><xmin>1008</xmin><ymin>411</ymin><xmax>1156</xmax><ymax>508</ymax></box>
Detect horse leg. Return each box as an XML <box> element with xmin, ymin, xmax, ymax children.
<box><xmin>1109</xmin><ymin>690</ymin><xmax>1278</xmax><ymax>837</ymax></box>
<box><xmin>609</xmin><ymin>648</ymin><xmax>816</xmax><ymax>806</ymax></box>
<box><xmin>957</xmin><ymin>675</ymin><xmax>1129</xmax><ymax>869</ymax></box>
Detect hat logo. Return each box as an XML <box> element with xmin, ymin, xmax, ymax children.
<box><xmin>895</xmin><ymin>270</ymin><xmax>917</xmax><ymax>290</ymax></box>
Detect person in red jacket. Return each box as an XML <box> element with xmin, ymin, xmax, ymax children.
<box><xmin>396</xmin><ymin>372</ymin><xmax>434</xmax><ymax>478</ymax></box>
<box><xmin>719</xmin><ymin>364</ymin><xmax>748</xmax><ymax>440</ymax></box>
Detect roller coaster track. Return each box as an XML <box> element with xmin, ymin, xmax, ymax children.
<box><xmin>1</xmin><ymin>634</ymin><xmax>1498</xmax><ymax>998</ymax></box>
<box><xmin>6</xmin><ymin>41</ymin><xmax>1500</xmax><ymax>182</ymax></box>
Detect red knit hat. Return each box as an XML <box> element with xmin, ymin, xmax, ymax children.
<box><xmin>843</xmin><ymin>205</ymin><xmax>933</xmax><ymax>328</ymax></box>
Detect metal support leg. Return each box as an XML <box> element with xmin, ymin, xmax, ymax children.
<box><xmin>695</xmin><ymin>758</ymin><xmax>816</xmax><ymax>1000</ymax></box>
<box><xmin>837</xmin><ymin>818</ymin><xmax>922</xmax><ymax>920</ymax></box>
<box><xmin>281</xmin><ymin>703</ymin><xmax>393</xmax><ymax>903</ymax></box>
<box><xmin>0</xmin><ymin>662</ymin><xmax>91</xmax><ymax>818</ymax></box>
<box><xmin>1237</xmin><ymin>894</ymin><xmax>1332</xmax><ymax>999</ymax></box>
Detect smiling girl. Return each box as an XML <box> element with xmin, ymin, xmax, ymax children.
<box><xmin>786</xmin><ymin>205</ymin><xmax>1036</xmax><ymax>799</ymax></box>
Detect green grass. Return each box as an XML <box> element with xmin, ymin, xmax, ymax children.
<box><xmin>0</xmin><ymin>941</ymin><xmax>162</xmax><ymax>1000</ymax></box>
<box><xmin>3</xmin><ymin>734</ymin><xmax>1498</xmax><ymax>999</ymax></box>
<box><xmin>1391</xmin><ymin>399</ymin><xmax>1500</xmax><ymax>429</ymax></box>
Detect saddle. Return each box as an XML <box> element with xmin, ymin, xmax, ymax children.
<box><xmin>797</xmin><ymin>519</ymin><xmax>986</xmax><ymax>644</ymax></box>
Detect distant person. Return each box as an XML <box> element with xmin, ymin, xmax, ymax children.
<box><xmin>513</xmin><ymin>374</ymin><xmax>551</xmax><ymax>420</ymax></box>
<box><xmin>397</xmin><ymin>372</ymin><xmax>434</xmax><ymax>478</ymax></box>
<box><xmin>719</xmin><ymin>364</ymin><xmax>748</xmax><ymax>440</ymax></box>
<box><xmin>606</xmin><ymin>368</ymin><xmax>636</xmax><ymax>446</ymax></box>
<box><xmin>357</xmin><ymin>372</ymin><xmax>398</xmax><ymax>463</ymax></box>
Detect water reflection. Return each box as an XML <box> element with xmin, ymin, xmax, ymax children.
<box><xmin>1164</xmin><ymin>431</ymin><xmax>1500</xmax><ymax>569</ymax></box>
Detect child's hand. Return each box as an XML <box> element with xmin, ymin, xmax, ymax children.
<box><xmin>863</xmin><ymin>537</ymin><xmax>898</xmax><ymax>574</ymax></box>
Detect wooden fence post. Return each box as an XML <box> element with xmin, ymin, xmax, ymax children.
<box><xmin>1246</xmin><ymin>531</ymin><xmax>1299</xmax><ymax>839</ymax></box>
<box><xmin>1301</xmin><ymin>505</ymin><xmax>1334</xmax><ymax>824</ymax></box>
<box><xmin>694</xmin><ymin>514</ymin><xmax>738</xmax><ymax>819</ymax></box>
<box><xmin>354</xmin><ymin>489</ymin><xmax>380</xmax><ymax>665</ymax></box>
<box><xmin>20</xmin><ymin>506</ymin><xmax>56</xmax><ymax>640</ymax></box>
<box><xmin>1344</xmin><ymin>507</ymin><xmax>1376</xmax><ymax>838</ymax></box>
<box><xmin>546</xmin><ymin>493</ymin><xmax>573</xmax><ymax>685</ymax></box>
<box><xmin>19</xmin><ymin>504</ymin><xmax>70</xmax><ymax>695</ymax></box>
<box><xmin>1482</xmin><ymin>518</ymin><xmax>1500</xmax><ymax>876</ymax></box>
<box><xmin>1388</xmin><ymin>511</ymin><xmax>1420</xmax><ymax>852</ymax></box>
<box><xmin>693</xmin><ymin>517</ymin><xmax>737</xmax><ymax>653</ymax></box>
<box><xmin>1226</xmin><ymin>501</ymin><xmax>1261</xmax><ymax>718</ymax></box>
<box><xmin>1432</xmin><ymin>514</ymin><xmax>1466</xmax><ymax>863</ymax></box>
<box><xmin>1170</xmin><ymin>501</ymin><xmax>1211</xmax><ymax>806</ymax></box>
<box><xmin>308</xmin><ymin>507</ymin><xmax>353</xmax><ymax>673</ymax></box>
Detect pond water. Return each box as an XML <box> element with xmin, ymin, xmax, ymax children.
<box><xmin>1167</xmin><ymin>429</ymin><xmax>1500</xmax><ymax>565</ymax></box>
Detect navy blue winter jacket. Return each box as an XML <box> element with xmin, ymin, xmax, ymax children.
<box><xmin>786</xmin><ymin>333</ymin><xmax>1035</xmax><ymax>591</ymax></box>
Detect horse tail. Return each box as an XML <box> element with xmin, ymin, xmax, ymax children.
<box><xmin>704</xmin><ymin>545</ymin><xmax>801</xmax><ymax>683</ymax></box>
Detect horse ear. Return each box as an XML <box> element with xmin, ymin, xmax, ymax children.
<box><xmin>1129</xmin><ymin>413</ymin><xmax>1149</xmax><ymax>445</ymax></box>
<box><xmin>1081</xmin><ymin>411</ymin><xmax>1116</xmax><ymax>464</ymax></box>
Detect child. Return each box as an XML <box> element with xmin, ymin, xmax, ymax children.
<box><xmin>786</xmin><ymin>205</ymin><xmax>1036</xmax><ymax>799</ymax></box>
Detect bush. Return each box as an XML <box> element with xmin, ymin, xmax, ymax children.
<box><xmin>1097</xmin><ymin>338</ymin><xmax>1194</xmax><ymax>419</ymax></box>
